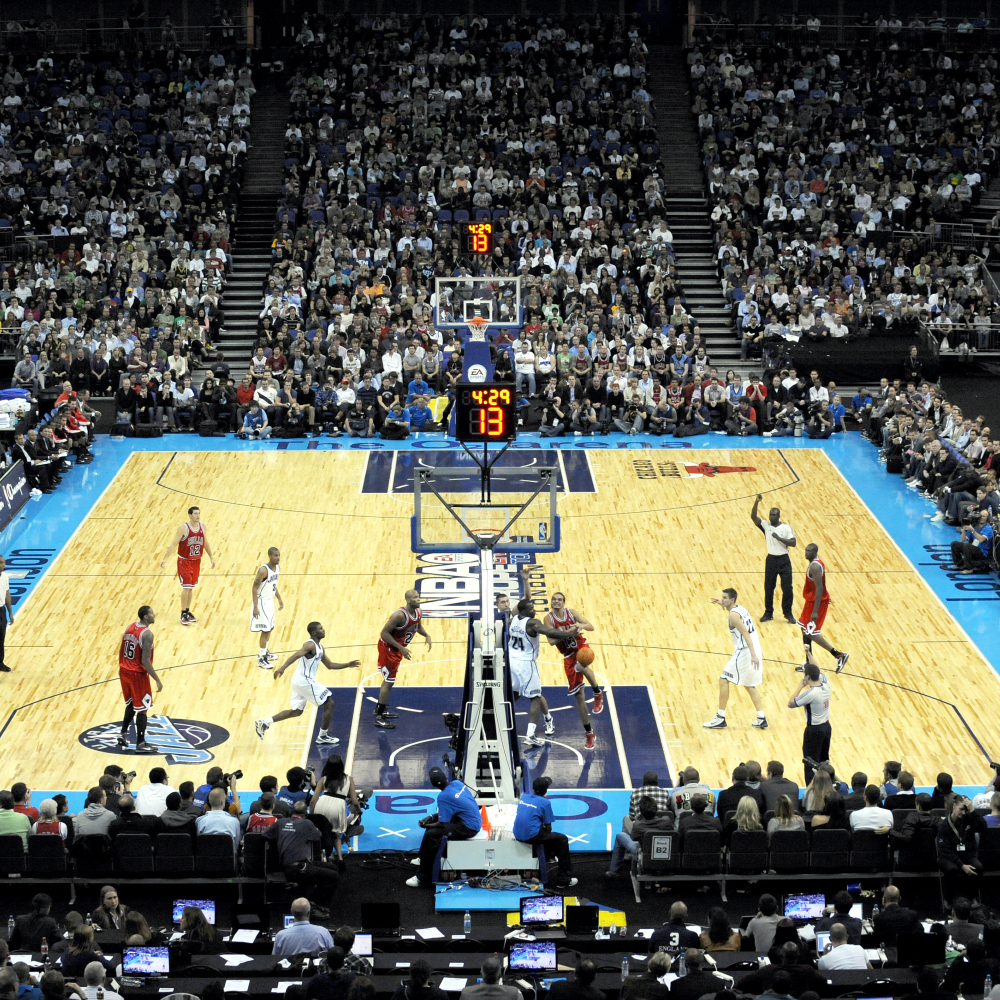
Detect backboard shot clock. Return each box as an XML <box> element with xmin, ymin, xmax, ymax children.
<box><xmin>455</xmin><ymin>384</ymin><xmax>518</xmax><ymax>444</ymax></box>
<box><xmin>461</xmin><ymin>221</ymin><xmax>495</xmax><ymax>255</ymax></box>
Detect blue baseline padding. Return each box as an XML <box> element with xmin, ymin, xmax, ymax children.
<box><xmin>435</xmin><ymin>885</ymin><xmax>543</xmax><ymax>912</ymax></box>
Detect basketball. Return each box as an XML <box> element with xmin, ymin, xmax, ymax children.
<box><xmin>576</xmin><ymin>647</ymin><xmax>595</xmax><ymax>667</ymax></box>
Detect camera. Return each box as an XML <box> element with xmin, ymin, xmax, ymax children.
<box><xmin>443</xmin><ymin>712</ymin><xmax>461</xmax><ymax>750</ymax></box>
<box><xmin>223</xmin><ymin>770</ymin><xmax>243</xmax><ymax>784</ymax></box>
<box><xmin>124</xmin><ymin>771</ymin><xmax>137</xmax><ymax>781</ymax></box>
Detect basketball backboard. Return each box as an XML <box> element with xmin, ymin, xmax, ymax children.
<box><xmin>434</xmin><ymin>275</ymin><xmax>522</xmax><ymax>330</ymax></box>
<box><xmin>411</xmin><ymin>462</ymin><xmax>559</xmax><ymax>554</ymax></box>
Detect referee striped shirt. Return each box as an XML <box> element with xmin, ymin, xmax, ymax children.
<box><xmin>794</xmin><ymin>675</ymin><xmax>831</xmax><ymax>725</ymax></box>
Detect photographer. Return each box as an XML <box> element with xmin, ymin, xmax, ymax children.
<box><xmin>950</xmin><ymin>509</ymin><xmax>994</xmax><ymax>574</ymax></box>
<box><xmin>725</xmin><ymin>398</ymin><xmax>758</xmax><ymax>437</ymax></box>
<box><xmin>193</xmin><ymin>766</ymin><xmax>242</xmax><ymax>815</ymax></box>
<box><xmin>937</xmin><ymin>795</ymin><xmax>988</xmax><ymax>901</ymax></box>
<box><xmin>764</xmin><ymin>400</ymin><xmax>799</xmax><ymax>438</ymax></box>
<box><xmin>806</xmin><ymin>402</ymin><xmax>833</xmax><ymax>439</ymax></box>
<box><xmin>279</xmin><ymin>767</ymin><xmax>315</xmax><ymax>811</ymax></box>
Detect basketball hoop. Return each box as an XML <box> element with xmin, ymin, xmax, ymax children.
<box><xmin>466</xmin><ymin>315</ymin><xmax>489</xmax><ymax>342</ymax></box>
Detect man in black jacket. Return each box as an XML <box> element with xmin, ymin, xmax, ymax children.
<box><xmin>546</xmin><ymin>958</ymin><xmax>606</xmax><ymax>1000</ymax></box>
<box><xmin>815</xmin><ymin>891</ymin><xmax>863</xmax><ymax>945</ymax></box>
<box><xmin>108</xmin><ymin>795</ymin><xmax>162</xmax><ymax>840</ymax></box>
<box><xmin>735</xmin><ymin>942</ymin><xmax>826</xmax><ymax>997</ymax></box>
<box><xmin>884</xmin><ymin>771</ymin><xmax>918</xmax><ymax>811</ymax></box>
<box><xmin>649</xmin><ymin>902</ymin><xmax>702</xmax><ymax>955</ymax></box>
<box><xmin>761</xmin><ymin>761</ymin><xmax>800</xmax><ymax>813</ymax></box>
<box><xmin>716</xmin><ymin>765</ymin><xmax>765</xmax><ymax>819</ymax></box>
<box><xmin>938</xmin><ymin>796</ymin><xmax>988</xmax><ymax>901</ymax></box>
<box><xmin>668</xmin><ymin>951</ymin><xmax>727</xmax><ymax>1000</ymax></box>
<box><xmin>11</xmin><ymin>432</ymin><xmax>53</xmax><ymax>493</ymax></box>
<box><xmin>873</xmin><ymin>886</ymin><xmax>921</xmax><ymax>948</ymax></box>
<box><xmin>843</xmin><ymin>772</ymin><xmax>869</xmax><ymax>811</ymax></box>
<box><xmin>678</xmin><ymin>795</ymin><xmax>721</xmax><ymax>847</ymax></box>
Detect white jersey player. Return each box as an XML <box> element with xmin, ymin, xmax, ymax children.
<box><xmin>704</xmin><ymin>587</ymin><xmax>767</xmax><ymax>730</ymax></box>
<box><xmin>252</xmin><ymin>547</ymin><xmax>284</xmax><ymax>669</ymax></box>
<box><xmin>254</xmin><ymin>621</ymin><xmax>359</xmax><ymax>745</ymax></box>
<box><xmin>509</xmin><ymin>597</ymin><xmax>580</xmax><ymax>749</ymax></box>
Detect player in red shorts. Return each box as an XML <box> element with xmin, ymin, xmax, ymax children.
<box><xmin>544</xmin><ymin>589</ymin><xmax>602</xmax><ymax>751</ymax></box>
<box><xmin>159</xmin><ymin>505</ymin><xmax>216</xmax><ymax>625</ymax></box>
<box><xmin>117</xmin><ymin>605</ymin><xmax>163</xmax><ymax>754</ymax></box>
<box><xmin>374</xmin><ymin>589</ymin><xmax>432</xmax><ymax>729</ymax></box>
<box><xmin>798</xmin><ymin>543</ymin><xmax>849</xmax><ymax>674</ymax></box>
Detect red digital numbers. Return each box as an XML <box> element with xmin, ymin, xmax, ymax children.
<box><xmin>474</xmin><ymin>406</ymin><xmax>506</xmax><ymax>437</ymax></box>
<box><xmin>466</xmin><ymin>222</ymin><xmax>493</xmax><ymax>254</ymax></box>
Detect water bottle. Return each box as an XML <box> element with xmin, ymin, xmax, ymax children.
<box><xmin>463</xmin><ymin>910</ymin><xmax>471</xmax><ymax>934</ymax></box>
<box><xmin>872</xmin><ymin>904</ymin><xmax>880</xmax><ymax>922</ymax></box>
<box><xmin>678</xmin><ymin>954</ymin><xmax>687</xmax><ymax>978</ymax></box>
<box><xmin>96</xmin><ymin>989</ymin><xmax>104</xmax><ymax>1000</ymax></box>
<box><xmin>983</xmin><ymin>974</ymin><xmax>992</xmax><ymax>998</ymax></box>
<box><xmin>622</xmin><ymin>922</ymin><xmax>628</xmax><ymax>939</ymax></box>
<box><xmin>40</xmin><ymin>937</ymin><xmax>48</xmax><ymax>964</ymax></box>
<box><xmin>621</xmin><ymin>956</ymin><xmax>629</xmax><ymax>982</ymax></box>
<box><xmin>6</xmin><ymin>916</ymin><xmax>12</xmax><ymax>940</ymax></box>
<box><xmin>85</xmin><ymin>911</ymin><xmax>92</xmax><ymax>928</ymax></box>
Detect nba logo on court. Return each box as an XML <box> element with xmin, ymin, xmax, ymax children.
<box><xmin>79</xmin><ymin>715</ymin><xmax>230</xmax><ymax>765</ymax></box>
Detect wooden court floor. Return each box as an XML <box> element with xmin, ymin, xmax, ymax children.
<box><xmin>1</xmin><ymin>448</ymin><xmax>996</xmax><ymax>792</ymax></box>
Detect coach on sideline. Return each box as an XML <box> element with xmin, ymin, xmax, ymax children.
<box><xmin>750</xmin><ymin>495</ymin><xmax>796</xmax><ymax>623</ymax></box>
<box><xmin>788</xmin><ymin>660</ymin><xmax>832</xmax><ymax>785</ymax></box>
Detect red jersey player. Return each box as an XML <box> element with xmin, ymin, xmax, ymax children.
<box><xmin>544</xmin><ymin>589</ymin><xmax>603</xmax><ymax>751</ymax></box>
<box><xmin>798</xmin><ymin>543</ymin><xmax>849</xmax><ymax>674</ymax></box>
<box><xmin>117</xmin><ymin>605</ymin><xmax>163</xmax><ymax>754</ymax></box>
<box><xmin>374</xmin><ymin>589</ymin><xmax>431</xmax><ymax>729</ymax></box>
<box><xmin>159</xmin><ymin>505</ymin><xmax>216</xmax><ymax>625</ymax></box>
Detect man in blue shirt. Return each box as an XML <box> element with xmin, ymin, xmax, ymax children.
<box><xmin>951</xmin><ymin>509</ymin><xmax>994</xmax><ymax>573</ymax></box>
<box><xmin>406</xmin><ymin>766</ymin><xmax>481</xmax><ymax>888</ymax></box>
<box><xmin>237</xmin><ymin>400</ymin><xmax>271</xmax><ymax>438</ymax></box>
<box><xmin>272</xmin><ymin>897</ymin><xmax>334</xmax><ymax>956</ymax></box>
<box><xmin>406</xmin><ymin>398</ymin><xmax>442</xmax><ymax>432</ymax></box>
<box><xmin>512</xmin><ymin>776</ymin><xmax>576</xmax><ymax>889</ymax></box>
<box><xmin>195</xmin><ymin>788</ymin><xmax>241</xmax><ymax>853</ymax></box>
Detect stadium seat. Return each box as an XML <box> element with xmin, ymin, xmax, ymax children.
<box><xmin>728</xmin><ymin>829</ymin><xmax>768</xmax><ymax>873</ymax></box>
<box><xmin>26</xmin><ymin>835</ymin><xmax>66</xmax><ymax>876</ymax></box>
<box><xmin>195</xmin><ymin>834</ymin><xmax>236</xmax><ymax>876</ymax></box>
<box><xmin>0</xmin><ymin>835</ymin><xmax>26</xmax><ymax>875</ymax></box>
<box><xmin>894</xmin><ymin>827</ymin><xmax>938</xmax><ymax>872</ymax></box>
<box><xmin>680</xmin><ymin>830</ymin><xmax>722</xmax><ymax>873</ymax></box>
<box><xmin>768</xmin><ymin>829</ymin><xmax>809</xmax><ymax>871</ymax></box>
<box><xmin>114</xmin><ymin>833</ymin><xmax>154</xmax><ymax>875</ymax></box>
<box><xmin>809</xmin><ymin>828</ymin><xmax>851</xmax><ymax>871</ymax></box>
<box><xmin>849</xmin><ymin>829</ymin><xmax>889</xmax><ymax>871</ymax></box>
<box><xmin>70</xmin><ymin>834</ymin><xmax>114</xmax><ymax>877</ymax></box>
<box><xmin>155</xmin><ymin>833</ymin><xmax>195</xmax><ymax>874</ymax></box>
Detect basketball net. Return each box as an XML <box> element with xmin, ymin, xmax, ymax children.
<box><xmin>466</xmin><ymin>316</ymin><xmax>489</xmax><ymax>342</ymax></box>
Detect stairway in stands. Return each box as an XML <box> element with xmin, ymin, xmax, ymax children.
<box><xmin>216</xmin><ymin>82</ymin><xmax>290</xmax><ymax>371</ymax></box>
<box><xmin>649</xmin><ymin>46</ymin><xmax>745</xmax><ymax>374</ymax></box>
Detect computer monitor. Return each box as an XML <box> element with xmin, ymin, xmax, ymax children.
<box><xmin>353</xmin><ymin>933</ymin><xmax>373</xmax><ymax>957</ymax></box>
<box><xmin>565</xmin><ymin>906</ymin><xmax>600</xmax><ymax>934</ymax></box>
<box><xmin>850</xmin><ymin>903</ymin><xmax>863</xmax><ymax>921</ymax></box>
<box><xmin>509</xmin><ymin>941</ymin><xmax>557</xmax><ymax>972</ymax></box>
<box><xmin>361</xmin><ymin>902</ymin><xmax>401</xmax><ymax>932</ymax></box>
<box><xmin>122</xmin><ymin>947</ymin><xmax>170</xmax><ymax>975</ymax></box>
<box><xmin>172</xmin><ymin>899</ymin><xmax>216</xmax><ymax>925</ymax></box>
<box><xmin>784</xmin><ymin>893</ymin><xmax>825</xmax><ymax>920</ymax></box>
<box><xmin>284</xmin><ymin>915</ymin><xmax>296</xmax><ymax>929</ymax></box>
<box><xmin>815</xmin><ymin>932</ymin><xmax>830</xmax><ymax>956</ymax></box>
<box><xmin>521</xmin><ymin>895</ymin><xmax>564</xmax><ymax>926</ymax></box>
<box><xmin>897</xmin><ymin>933</ymin><xmax>946</xmax><ymax>968</ymax></box>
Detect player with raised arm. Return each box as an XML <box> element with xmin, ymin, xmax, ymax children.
<box><xmin>117</xmin><ymin>605</ymin><xmax>163</xmax><ymax>754</ymax></box>
<box><xmin>251</xmin><ymin>547</ymin><xmax>284</xmax><ymax>670</ymax></box>
<box><xmin>797</xmin><ymin>543</ymin><xmax>849</xmax><ymax>674</ymax></box>
<box><xmin>159</xmin><ymin>505</ymin><xmax>216</xmax><ymax>625</ymax></box>
<box><xmin>254</xmin><ymin>622</ymin><xmax>360</xmax><ymax>745</ymax></box>
<box><xmin>703</xmin><ymin>588</ymin><xmax>768</xmax><ymax>730</ymax></box>
<box><xmin>373</xmin><ymin>589</ymin><xmax>431</xmax><ymax>730</ymax></box>
<box><xmin>543</xmin><ymin>586</ymin><xmax>603</xmax><ymax>750</ymax></box>
<box><xmin>509</xmin><ymin>597</ymin><xmax>581</xmax><ymax>748</ymax></box>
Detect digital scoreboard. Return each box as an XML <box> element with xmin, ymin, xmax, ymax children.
<box><xmin>454</xmin><ymin>383</ymin><xmax>517</xmax><ymax>443</ymax></box>
<box><xmin>461</xmin><ymin>221</ymin><xmax>494</xmax><ymax>255</ymax></box>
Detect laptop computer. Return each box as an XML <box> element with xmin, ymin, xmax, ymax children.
<box><xmin>361</xmin><ymin>902</ymin><xmax>401</xmax><ymax>934</ymax></box>
<box><xmin>897</xmin><ymin>933</ymin><xmax>945</xmax><ymax>967</ymax></box>
<box><xmin>509</xmin><ymin>941</ymin><xmax>557</xmax><ymax>972</ymax></box>
<box><xmin>520</xmin><ymin>895</ymin><xmax>566</xmax><ymax>940</ymax></box>
<box><xmin>815</xmin><ymin>931</ymin><xmax>831</xmax><ymax>956</ymax></box>
<box><xmin>565</xmin><ymin>906</ymin><xmax>600</xmax><ymax>934</ymax></box>
<box><xmin>122</xmin><ymin>947</ymin><xmax>170</xmax><ymax>976</ymax></box>
<box><xmin>353</xmin><ymin>933</ymin><xmax>373</xmax><ymax>957</ymax></box>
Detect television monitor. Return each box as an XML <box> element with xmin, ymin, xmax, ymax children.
<box><xmin>122</xmin><ymin>947</ymin><xmax>170</xmax><ymax>975</ymax></box>
<box><xmin>361</xmin><ymin>902</ymin><xmax>401</xmax><ymax>932</ymax></box>
<box><xmin>284</xmin><ymin>915</ymin><xmax>296</xmax><ymax>929</ymax></box>
<box><xmin>897</xmin><ymin>933</ymin><xmax>945</xmax><ymax>967</ymax></box>
<box><xmin>815</xmin><ymin>932</ymin><xmax>831</xmax><ymax>956</ymax></box>
<box><xmin>565</xmin><ymin>906</ymin><xmax>600</xmax><ymax>934</ymax></box>
<box><xmin>509</xmin><ymin>941</ymin><xmax>557</xmax><ymax>971</ymax></box>
<box><xmin>521</xmin><ymin>896</ymin><xmax>564</xmax><ymax>926</ymax></box>
<box><xmin>784</xmin><ymin>893</ymin><xmax>825</xmax><ymax>920</ymax></box>
<box><xmin>353</xmin><ymin>933</ymin><xmax>373</xmax><ymax>957</ymax></box>
<box><xmin>172</xmin><ymin>899</ymin><xmax>216</xmax><ymax>925</ymax></box>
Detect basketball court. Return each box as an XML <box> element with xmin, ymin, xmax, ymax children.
<box><xmin>0</xmin><ymin>437</ymin><xmax>996</xmax><ymax>852</ymax></box>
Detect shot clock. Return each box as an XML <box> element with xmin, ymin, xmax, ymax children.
<box><xmin>454</xmin><ymin>383</ymin><xmax>517</xmax><ymax>443</ymax></box>
<box><xmin>461</xmin><ymin>221</ymin><xmax>494</xmax><ymax>255</ymax></box>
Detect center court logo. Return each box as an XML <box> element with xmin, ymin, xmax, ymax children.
<box><xmin>79</xmin><ymin>715</ymin><xmax>230</xmax><ymax>764</ymax></box>
<box><xmin>415</xmin><ymin>551</ymin><xmax>545</xmax><ymax>617</ymax></box>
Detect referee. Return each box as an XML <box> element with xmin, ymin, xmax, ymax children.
<box><xmin>788</xmin><ymin>659</ymin><xmax>832</xmax><ymax>785</ymax></box>
<box><xmin>750</xmin><ymin>495</ymin><xmax>796</xmax><ymax>623</ymax></box>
